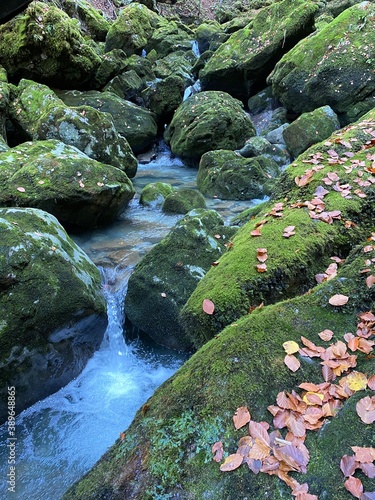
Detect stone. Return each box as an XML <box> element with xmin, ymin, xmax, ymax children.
<box><xmin>62</xmin><ymin>0</ymin><xmax>111</xmax><ymax>41</ymax></box>
<box><xmin>142</xmin><ymin>75</ymin><xmax>185</xmax><ymax>123</ymax></box>
<box><xmin>162</xmin><ymin>188</ymin><xmax>206</xmax><ymax>214</ymax></box>
<box><xmin>139</xmin><ymin>182</ymin><xmax>174</xmax><ymax>208</ymax></box>
<box><xmin>237</xmin><ymin>136</ymin><xmax>290</xmax><ymax>168</ymax></box>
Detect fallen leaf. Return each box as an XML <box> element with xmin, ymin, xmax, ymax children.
<box><xmin>233</xmin><ymin>406</ymin><xmax>251</xmax><ymax>430</ymax></box>
<box><xmin>352</xmin><ymin>446</ymin><xmax>375</xmax><ymax>463</ymax></box>
<box><xmin>329</xmin><ymin>294</ymin><xmax>349</xmax><ymax>306</ymax></box>
<box><xmin>366</xmin><ymin>275</ymin><xmax>375</xmax><ymax>288</ymax></box>
<box><xmin>344</xmin><ymin>476</ymin><xmax>363</xmax><ymax>498</ymax></box>
<box><xmin>284</xmin><ymin>354</ymin><xmax>301</xmax><ymax>372</ymax></box>
<box><xmin>347</xmin><ymin>372</ymin><xmax>368</xmax><ymax>392</ymax></box>
<box><xmin>368</xmin><ymin>375</ymin><xmax>375</xmax><ymax>390</ymax></box>
<box><xmin>356</xmin><ymin>396</ymin><xmax>375</xmax><ymax>424</ymax></box>
<box><xmin>220</xmin><ymin>453</ymin><xmax>243</xmax><ymax>472</ymax></box>
<box><xmin>16</xmin><ymin>187</ymin><xmax>26</xmax><ymax>192</ymax></box>
<box><xmin>212</xmin><ymin>441</ymin><xmax>224</xmax><ymax>462</ymax></box>
<box><xmin>256</xmin><ymin>263</ymin><xmax>267</xmax><ymax>273</ymax></box>
<box><xmin>251</xmin><ymin>228</ymin><xmax>263</xmax><ymax>237</ymax></box>
<box><xmin>202</xmin><ymin>299</ymin><xmax>215</xmax><ymax>315</ymax></box>
<box><xmin>340</xmin><ymin>454</ymin><xmax>357</xmax><ymax>477</ymax></box>
<box><xmin>359</xmin><ymin>462</ymin><xmax>375</xmax><ymax>479</ymax></box>
<box><xmin>283</xmin><ymin>341</ymin><xmax>300</xmax><ymax>355</ymax></box>
<box><xmin>318</xmin><ymin>329</ymin><xmax>334</xmax><ymax>342</ymax></box>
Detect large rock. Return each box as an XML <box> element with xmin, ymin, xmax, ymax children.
<box><xmin>8</xmin><ymin>79</ymin><xmax>138</xmax><ymax>177</ymax></box>
<box><xmin>282</xmin><ymin>105</ymin><xmax>340</xmax><ymax>158</ymax></box>
<box><xmin>0</xmin><ymin>140</ymin><xmax>135</xmax><ymax>228</ymax></box>
<box><xmin>63</xmin><ymin>237</ymin><xmax>375</xmax><ymax>499</ymax></box>
<box><xmin>145</xmin><ymin>18</ymin><xmax>194</xmax><ymax>58</ymax></box>
<box><xmin>56</xmin><ymin>90</ymin><xmax>158</xmax><ymax>154</ymax></box>
<box><xmin>0</xmin><ymin>1</ymin><xmax>102</xmax><ymax>89</ymax></box>
<box><xmin>197</xmin><ymin>150</ymin><xmax>280</xmax><ymax>200</ymax></box>
<box><xmin>162</xmin><ymin>188</ymin><xmax>206</xmax><ymax>214</ymax></box>
<box><xmin>0</xmin><ymin>207</ymin><xmax>107</xmax><ymax>421</ymax></box>
<box><xmin>62</xmin><ymin>0</ymin><xmax>111</xmax><ymax>42</ymax></box>
<box><xmin>152</xmin><ymin>50</ymin><xmax>196</xmax><ymax>87</ymax></box>
<box><xmin>180</xmin><ymin>108</ymin><xmax>375</xmax><ymax>345</ymax></box>
<box><xmin>269</xmin><ymin>2</ymin><xmax>375</xmax><ymax>124</ymax></box>
<box><xmin>199</xmin><ymin>0</ymin><xmax>318</xmax><ymax>100</ymax></box>
<box><xmin>142</xmin><ymin>75</ymin><xmax>185</xmax><ymax>123</ymax></box>
<box><xmin>164</xmin><ymin>91</ymin><xmax>256</xmax><ymax>166</ymax></box>
<box><xmin>124</xmin><ymin>209</ymin><xmax>236</xmax><ymax>351</ymax></box>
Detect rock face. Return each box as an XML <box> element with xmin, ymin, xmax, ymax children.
<box><xmin>164</xmin><ymin>91</ymin><xmax>256</xmax><ymax>166</ymax></box>
<box><xmin>0</xmin><ymin>1</ymin><xmax>102</xmax><ymax>89</ymax></box>
<box><xmin>199</xmin><ymin>0</ymin><xmax>318</xmax><ymax>100</ymax></box>
<box><xmin>0</xmin><ymin>207</ymin><xmax>107</xmax><ymax>421</ymax></box>
<box><xmin>8</xmin><ymin>79</ymin><xmax>138</xmax><ymax>178</ymax></box>
<box><xmin>197</xmin><ymin>150</ymin><xmax>280</xmax><ymax>200</ymax></box>
<box><xmin>124</xmin><ymin>209</ymin><xmax>236</xmax><ymax>351</ymax></box>
<box><xmin>269</xmin><ymin>2</ymin><xmax>375</xmax><ymax>124</ymax></box>
<box><xmin>0</xmin><ymin>140</ymin><xmax>135</xmax><ymax>228</ymax></box>
<box><xmin>56</xmin><ymin>90</ymin><xmax>158</xmax><ymax>154</ymax></box>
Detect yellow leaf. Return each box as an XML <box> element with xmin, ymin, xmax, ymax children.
<box><xmin>282</xmin><ymin>340</ymin><xmax>299</xmax><ymax>355</ymax></box>
<box><xmin>302</xmin><ymin>392</ymin><xmax>324</xmax><ymax>406</ymax></box>
<box><xmin>347</xmin><ymin>371</ymin><xmax>368</xmax><ymax>392</ymax></box>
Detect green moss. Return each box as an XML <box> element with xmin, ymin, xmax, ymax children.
<box><xmin>139</xmin><ymin>182</ymin><xmax>174</xmax><ymax>207</ymax></box>
<box><xmin>162</xmin><ymin>188</ymin><xmax>206</xmax><ymax>214</ymax></box>
<box><xmin>63</xmin><ymin>0</ymin><xmax>111</xmax><ymax>42</ymax></box>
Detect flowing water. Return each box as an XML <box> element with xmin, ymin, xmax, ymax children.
<box><xmin>0</xmin><ymin>145</ymin><xmax>262</xmax><ymax>499</ymax></box>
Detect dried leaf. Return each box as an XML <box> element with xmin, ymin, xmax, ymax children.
<box><xmin>251</xmin><ymin>228</ymin><xmax>263</xmax><ymax>237</ymax></box>
<box><xmin>344</xmin><ymin>476</ymin><xmax>363</xmax><ymax>498</ymax></box>
<box><xmin>220</xmin><ymin>453</ymin><xmax>243</xmax><ymax>472</ymax></box>
<box><xmin>352</xmin><ymin>446</ymin><xmax>375</xmax><ymax>463</ymax></box>
<box><xmin>329</xmin><ymin>294</ymin><xmax>349</xmax><ymax>306</ymax></box>
<box><xmin>16</xmin><ymin>186</ymin><xmax>26</xmax><ymax>192</ymax></box>
<box><xmin>284</xmin><ymin>354</ymin><xmax>301</xmax><ymax>372</ymax></box>
<box><xmin>322</xmin><ymin>364</ymin><xmax>334</xmax><ymax>382</ymax></box>
<box><xmin>318</xmin><ymin>329</ymin><xmax>334</xmax><ymax>342</ymax></box>
<box><xmin>367</xmin><ymin>375</ymin><xmax>375</xmax><ymax>390</ymax></box>
<box><xmin>233</xmin><ymin>406</ymin><xmax>251</xmax><ymax>430</ymax></box>
<box><xmin>366</xmin><ymin>275</ymin><xmax>375</xmax><ymax>288</ymax></box>
<box><xmin>202</xmin><ymin>299</ymin><xmax>215</xmax><ymax>315</ymax></box>
<box><xmin>256</xmin><ymin>263</ymin><xmax>267</xmax><ymax>273</ymax></box>
<box><xmin>347</xmin><ymin>372</ymin><xmax>368</xmax><ymax>391</ymax></box>
<box><xmin>212</xmin><ymin>441</ymin><xmax>224</xmax><ymax>462</ymax></box>
<box><xmin>340</xmin><ymin>454</ymin><xmax>357</xmax><ymax>477</ymax></box>
<box><xmin>356</xmin><ymin>396</ymin><xmax>375</xmax><ymax>424</ymax></box>
<box><xmin>359</xmin><ymin>462</ymin><xmax>375</xmax><ymax>479</ymax></box>
<box><xmin>283</xmin><ymin>341</ymin><xmax>300</xmax><ymax>355</ymax></box>
<box><xmin>249</xmin><ymin>420</ymin><xmax>270</xmax><ymax>447</ymax></box>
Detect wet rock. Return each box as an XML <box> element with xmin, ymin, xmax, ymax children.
<box><xmin>62</xmin><ymin>0</ymin><xmax>111</xmax><ymax>41</ymax></box>
<box><xmin>237</xmin><ymin>136</ymin><xmax>290</xmax><ymax>168</ymax></box>
<box><xmin>0</xmin><ymin>207</ymin><xmax>107</xmax><ymax>421</ymax></box>
<box><xmin>104</xmin><ymin>70</ymin><xmax>144</xmax><ymax>102</ymax></box>
<box><xmin>152</xmin><ymin>50</ymin><xmax>196</xmax><ymax>87</ymax></box>
<box><xmin>139</xmin><ymin>182</ymin><xmax>174</xmax><ymax>208</ymax></box>
<box><xmin>195</xmin><ymin>21</ymin><xmax>228</xmax><ymax>54</ymax></box>
<box><xmin>162</xmin><ymin>188</ymin><xmax>206</xmax><ymax>214</ymax></box>
<box><xmin>142</xmin><ymin>75</ymin><xmax>185</xmax><ymax>123</ymax></box>
<box><xmin>145</xmin><ymin>18</ymin><xmax>194</xmax><ymax>58</ymax></box>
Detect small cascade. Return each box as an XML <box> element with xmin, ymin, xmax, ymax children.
<box><xmin>191</xmin><ymin>40</ymin><xmax>200</xmax><ymax>58</ymax></box>
<box><xmin>183</xmin><ymin>80</ymin><xmax>202</xmax><ymax>101</ymax></box>
<box><xmin>0</xmin><ymin>267</ymin><xmax>184</xmax><ymax>500</ymax></box>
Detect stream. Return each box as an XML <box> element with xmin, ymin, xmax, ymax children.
<box><xmin>0</xmin><ymin>145</ymin><xmax>260</xmax><ymax>499</ymax></box>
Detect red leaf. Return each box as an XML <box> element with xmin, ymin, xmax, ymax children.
<box><xmin>202</xmin><ymin>299</ymin><xmax>215</xmax><ymax>315</ymax></box>
<box><xmin>344</xmin><ymin>476</ymin><xmax>363</xmax><ymax>498</ymax></box>
<box><xmin>340</xmin><ymin>455</ymin><xmax>357</xmax><ymax>477</ymax></box>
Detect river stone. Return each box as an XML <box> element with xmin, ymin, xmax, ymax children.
<box><xmin>8</xmin><ymin>79</ymin><xmax>138</xmax><ymax>178</ymax></box>
<box><xmin>269</xmin><ymin>2</ymin><xmax>375</xmax><ymax>124</ymax></box>
<box><xmin>0</xmin><ymin>207</ymin><xmax>107</xmax><ymax>421</ymax></box>
<box><xmin>105</xmin><ymin>3</ymin><xmax>160</xmax><ymax>55</ymax></box>
<box><xmin>0</xmin><ymin>1</ymin><xmax>102</xmax><ymax>89</ymax></box>
<box><xmin>56</xmin><ymin>89</ymin><xmax>158</xmax><ymax>154</ymax></box>
<box><xmin>164</xmin><ymin>91</ymin><xmax>256</xmax><ymax>166</ymax></box>
<box><xmin>195</xmin><ymin>21</ymin><xmax>228</xmax><ymax>54</ymax></box>
<box><xmin>197</xmin><ymin>150</ymin><xmax>281</xmax><ymax>200</ymax></box>
<box><xmin>236</xmin><ymin>136</ymin><xmax>290</xmax><ymax>168</ymax></box>
<box><xmin>142</xmin><ymin>75</ymin><xmax>185</xmax><ymax>123</ymax></box>
<box><xmin>124</xmin><ymin>209</ymin><xmax>236</xmax><ymax>351</ymax></box>
<box><xmin>199</xmin><ymin>0</ymin><xmax>318</xmax><ymax>100</ymax></box>
<box><xmin>93</xmin><ymin>49</ymin><xmax>129</xmax><ymax>90</ymax></box>
<box><xmin>139</xmin><ymin>182</ymin><xmax>174</xmax><ymax>208</ymax></box>
<box><xmin>103</xmin><ymin>70</ymin><xmax>144</xmax><ymax>102</ymax></box>
<box><xmin>282</xmin><ymin>106</ymin><xmax>340</xmax><ymax>158</ymax></box>
<box><xmin>152</xmin><ymin>50</ymin><xmax>196</xmax><ymax>87</ymax></box>
<box><xmin>162</xmin><ymin>188</ymin><xmax>206</xmax><ymax>214</ymax></box>
<box><xmin>0</xmin><ymin>140</ymin><xmax>135</xmax><ymax>228</ymax></box>
<box><xmin>62</xmin><ymin>0</ymin><xmax>111</xmax><ymax>42</ymax></box>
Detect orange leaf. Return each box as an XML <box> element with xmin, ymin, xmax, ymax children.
<box><xmin>256</xmin><ymin>263</ymin><xmax>267</xmax><ymax>273</ymax></box>
<box><xmin>340</xmin><ymin>454</ymin><xmax>357</xmax><ymax>477</ymax></box>
<box><xmin>233</xmin><ymin>406</ymin><xmax>251</xmax><ymax>430</ymax></box>
<box><xmin>344</xmin><ymin>476</ymin><xmax>363</xmax><ymax>498</ymax></box>
<box><xmin>202</xmin><ymin>299</ymin><xmax>215</xmax><ymax>315</ymax></box>
<box><xmin>356</xmin><ymin>396</ymin><xmax>375</xmax><ymax>424</ymax></box>
<box><xmin>368</xmin><ymin>375</ymin><xmax>375</xmax><ymax>390</ymax></box>
<box><xmin>329</xmin><ymin>294</ymin><xmax>349</xmax><ymax>306</ymax></box>
<box><xmin>212</xmin><ymin>441</ymin><xmax>224</xmax><ymax>462</ymax></box>
<box><xmin>284</xmin><ymin>354</ymin><xmax>301</xmax><ymax>372</ymax></box>
<box><xmin>220</xmin><ymin>453</ymin><xmax>243</xmax><ymax>472</ymax></box>
<box><xmin>366</xmin><ymin>275</ymin><xmax>375</xmax><ymax>288</ymax></box>
<box><xmin>249</xmin><ymin>420</ymin><xmax>270</xmax><ymax>447</ymax></box>
<box><xmin>248</xmin><ymin>439</ymin><xmax>271</xmax><ymax>460</ymax></box>
<box><xmin>250</xmin><ymin>228</ymin><xmax>263</xmax><ymax>237</ymax></box>
<box><xmin>318</xmin><ymin>329</ymin><xmax>334</xmax><ymax>341</ymax></box>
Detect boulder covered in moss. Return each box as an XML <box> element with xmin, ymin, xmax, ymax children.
<box><xmin>0</xmin><ymin>67</ymin><xmax>9</xmax><ymax>142</ymax></box>
<box><xmin>0</xmin><ymin>1</ymin><xmax>102</xmax><ymax>89</ymax></box>
<box><xmin>63</xmin><ymin>237</ymin><xmax>375</xmax><ymax>499</ymax></box>
<box><xmin>269</xmin><ymin>2</ymin><xmax>375</xmax><ymax>124</ymax></box>
<box><xmin>62</xmin><ymin>0</ymin><xmax>111</xmax><ymax>41</ymax></box>
<box><xmin>197</xmin><ymin>150</ymin><xmax>280</xmax><ymax>200</ymax></box>
<box><xmin>56</xmin><ymin>89</ymin><xmax>158</xmax><ymax>154</ymax></box>
<box><xmin>104</xmin><ymin>69</ymin><xmax>144</xmax><ymax>102</ymax></box>
<box><xmin>199</xmin><ymin>0</ymin><xmax>318</xmax><ymax>100</ymax></box>
<box><xmin>0</xmin><ymin>207</ymin><xmax>107</xmax><ymax>421</ymax></box>
<box><xmin>0</xmin><ymin>140</ymin><xmax>135</xmax><ymax>228</ymax></box>
<box><xmin>164</xmin><ymin>91</ymin><xmax>256</xmax><ymax>166</ymax></box>
<box><xmin>283</xmin><ymin>105</ymin><xmax>340</xmax><ymax>158</ymax></box>
<box><xmin>8</xmin><ymin>79</ymin><xmax>138</xmax><ymax>178</ymax></box>
<box><xmin>152</xmin><ymin>50</ymin><xmax>196</xmax><ymax>86</ymax></box>
<box><xmin>105</xmin><ymin>3</ymin><xmax>160</xmax><ymax>55</ymax></box>
<box><xmin>237</xmin><ymin>136</ymin><xmax>290</xmax><ymax>167</ymax></box>
<box><xmin>144</xmin><ymin>18</ymin><xmax>194</xmax><ymax>58</ymax></box>
<box><xmin>180</xmin><ymin>108</ymin><xmax>375</xmax><ymax>345</ymax></box>
<box><xmin>195</xmin><ymin>21</ymin><xmax>228</xmax><ymax>54</ymax></box>
<box><xmin>162</xmin><ymin>188</ymin><xmax>206</xmax><ymax>214</ymax></box>
<box><xmin>125</xmin><ymin>209</ymin><xmax>236</xmax><ymax>350</ymax></box>
<box><xmin>139</xmin><ymin>182</ymin><xmax>174</xmax><ymax>208</ymax></box>
<box><xmin>142</xmin><ymin>75</ymin><xmax>185</xmax><ymax>123</ymax></box>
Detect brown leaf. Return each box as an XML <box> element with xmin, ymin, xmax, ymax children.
<box><xmin>344</xmin><ymin>476</ymin><xmax>364</xmax><ymax>498</ymax></box>
<box><xmin>367</xmin><ymin>375</ymin><xmax>375</xmax><ymax>390</ymax></box>
<box><xmin>359</xmin><ymin>462</ymin><xmax>375</xmax><ymax>478</ymax></box>
<box><xmin>329</xmin><ymin>294</ymin><xmax>349</xmax><ymax>306</ymax></box>
<box><xmin>322</xmin><ymin>364</ymin><xmax>334</xmax><ymax>382</ymax></box>
<box><xmin>212</xmin><ymin>441</ymin><xmax>224</xmax><ymax>462</ymax></box>
<box><xmin>250</xmin><ymin>227</ymin><xmax>263</xmax><ymax>237</ymax></box>
<box><xmin>244</xmin><ymin>457</ymin><xmax>262</xmax><ymax>474</ymax></box>
<box><xmin>256</xmin><ymin>263</ymin><xmax>267</xmax><ymax>273</ymax></box>
<box><xmin>352</xmin><ymin>446</ymin><xmax>375</xmax><ymax>463</ymax></box>
<box><xmin>273</xmin><ymin>444</ymin><xmax>308</xmax><ymax>472</ymax></box>
<box><xmin>202</xmin><ymin>299</ymin><xmax>215</xmax><ymax>315</ymax></box>
<box><xmin>220</xmin><ymin>453</ymin><xmax>243</xmax><ymax>472</ymax></box>
<box><xmin>360</xmin><ymin>491</ymin><xmax>375</xmax><ymax>500</ymax></box>
<box><xmin>248</xmin><ymin>438</ymin><xmax>271</xmax><ymax>460</ymax></box>
<box><xmin>356</xmin><ymin>396</ymin><xmax>375</xmax><ymax>424</ymax></box>
<box><xmin>233</xmin><ymin>406</ymin><xmax>251</xmax><ymax>430</ymax></box>
<box><xmin>318</xmin><ymin>329</ymin><xmax>334</xmax><ymax>342</ymax></box>
<box><xmin>366</xmin><ymin>275</ymin><xmax>375</xmax><ymax>288</ymax></box>
<box><xmin>284</xmin><ymin>354</ymin><xmax>301</xmax><ymax>372</ymax></box>
<box><xmin>249</xmin><ymin>420</ymin><xmax>270</xmax><ymax>447</ymax></box>
<box><xmin>340</xmin><ymin>454</ymin><xmax>357</xmax><ymax>477</ymax></box>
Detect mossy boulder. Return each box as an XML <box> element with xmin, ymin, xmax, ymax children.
<box><xmin>0</xmin><ymin>140</ymin><xmax>135</xmax><ymax>228</ymax></box>
<box><xmin>199</xmin><ymin>0</ymin><xmax>318</xmax><ymax>100</ymax></box>
<box><xmin>283</xmin><ymin>105</ymin><xmax>341</xmax><ymax>158</ymax></box>
<box><xmin>63</xmin><ymin>238</ymin><xmax>375</xmax><ymax>499</ymax></box>
<box><xmin>145</xmin><ymin>18</ymin><xmax>194</xmax><ymax>58</ymax></box>
<box><xmin>63</xmin><ymin>0</ymin><xmax>111</xmax><ymax>41</ymax></box>
<box><xmin>8</xmin><ymin>79</ymin><xmax>138</xmax><ymax>178</ymax></box>
<box><xmin>56</xmin><ymin>89</ymin><xmax>158</xmax><ymax>154</ymax></box>
<box><xmin>162</xmin><ymin>188</ymin><xmax>207</xmax><ymax>214</ymax></box>
<box><xmin>195</xmin><ymin>21</ymin><xmax>228</xmax><ymax>53</ymax></box>
<box><xmin>93</xmin><ymin>49</ymin><xmax>129</xmax><ymax>89</ymax></box>
<box><xmin>237</xmin><ymin>136</ymin><xmax>290</xmax><ymax>168</ymax></box>
<box><xmin>0</xmin><ymin>1</ymin><xmax>102</xmax><ymax>89</ymax></box>
<box><xmin>269</xmin><ymin>2</ymin><xmax>375</xmax><ymax>124</ymax></box>
<box><xmin>139</xmin><ymin>182</ymin><xmax>174</xmax><ymax>208</ymax></box>
<box><xmin>103</xmin><ymin>69</ymin><xmax>144</xmax><ymax>101</ymax></box>
<box><xmin>0</xmin><ymin>207</ymin><xmax>107</xmax><ymax>421</ymax></box>
<box><xmin>164</xmin><ymin>91</ymin><xmax>256</xmax><ymax>166</ymax></box>
<box><xmin>105</xmin><ymin>3</ymin><xmax>160</xmax><ymax>55</ymax></box>
<box><xmin>141</xmin><ymin>75</ymin><xmax>185</xmax><ymax>123</ymax></box>
<box><xmin>180</xmin><ymin>108</ymin><xmax>375</xmax><ymax>346</ymax></box>
<box><xmin>197</xmin><ymin>150</ymin><xmax>281</xmax><ymax>200</ymax></box>
<box><xmin>152</xmin><ymin>50</ymin><xmax>196</xmax><ymax>86</ymax></box>
<box><xmin>124</xmin><ymin>209</ymin><xmax>236</xmax><ymax>350</ymax></box>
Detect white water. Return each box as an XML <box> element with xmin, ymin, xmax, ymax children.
<box><xmin>0</xmin><ymin>266</ymin><xmax>185</xmax><ymax>499</ymax></box>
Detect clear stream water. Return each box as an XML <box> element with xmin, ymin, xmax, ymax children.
<box><xmin>0</xmin><ymin>146</ymin><xmax>261</xmax><ymax>499</ymax></box>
